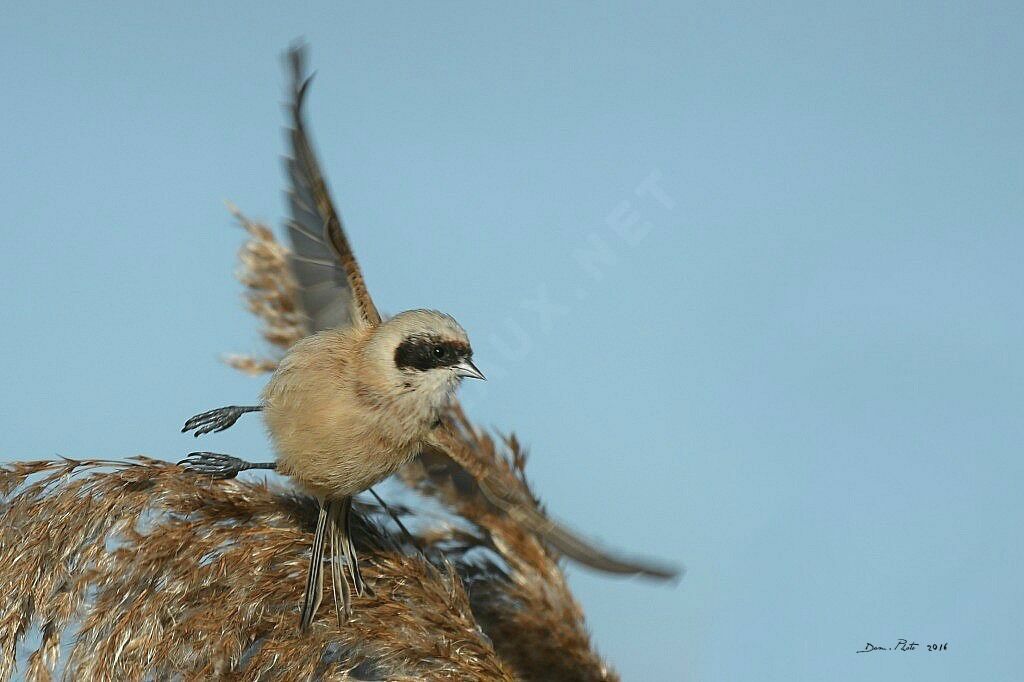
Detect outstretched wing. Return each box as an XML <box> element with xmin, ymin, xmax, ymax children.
<box><xmin>281</xmin><ymin>48</ymin><xmax>678</xmax><ymax>582</ymax></box>
<box><xmin>284</xmin><ymin>45</ymin><xmax>381</xmax><ymax>331</ymax></box>
<box><xmin>425</xmin><ymin>429</ymin><xmax>681</xmax><ymax>580</ymax></box>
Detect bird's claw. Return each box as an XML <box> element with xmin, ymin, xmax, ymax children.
<box><xmin>181</xmin><ymin>406</ymin><xmax>249</xmax><ymax>437</ymax></box>
<box><xmin>178</xmin><ymin>452</ymin><xmax>248</xmax><ymax>479</ymax></box>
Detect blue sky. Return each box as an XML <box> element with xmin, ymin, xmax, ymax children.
<box><xmin>2</xmin><ymin>3</ymin><xmax>1022</xmax><ymax>679</ymax></box>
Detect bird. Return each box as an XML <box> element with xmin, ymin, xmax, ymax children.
<box><xmin>278</xmin><ymin>310</ymin><xmax>486</xmax><ymax>627</ymax></box>
<box><xmin>180</xmin><ymin>45</ymin><xmax>678</xmax><ymax>631</ymax></box>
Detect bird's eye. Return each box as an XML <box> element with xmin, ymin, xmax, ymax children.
<box><xmin>433</xmin><ymin>345</ymin><xmax>445</xmax><ymax>358</ymax></box>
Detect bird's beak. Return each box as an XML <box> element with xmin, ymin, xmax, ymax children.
<box><xmin>453</xmin><ymin>359</ymin><xmax>486</xmax><ymax>381</ymax></box>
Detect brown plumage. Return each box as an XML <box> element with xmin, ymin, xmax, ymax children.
<box><xmin>253</xmin><ymin>310</ymin><xmax>485</xmax><ymax>626</ymax></box>
<box><xmin>286</xmin><ymin>45</ymin><xmax>677</xmax><ymax>577</ymax></box>
<box><xmin>260</xmin><ymin>310</ymin><xmax>483</xmax><ymax>626</ymax></box>
<box><xmin>182</xmin><ymin>43</ymin><xmax>678</xmax><ymax>630</ymax></box>
<box><xmin>265</xmin><ymin>312</ymin><xmax>476</xmax><ymax>499</ymax></box>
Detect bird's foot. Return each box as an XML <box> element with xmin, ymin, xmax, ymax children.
<box><xmin>178</xmin><ymin>452</ymin><xmax>250</xmax><ymax>479</ymax></box>
<box><xmin>181</xmin><ymin>405</ymin><xmax>258</xmax><ymax>437</ymax></box>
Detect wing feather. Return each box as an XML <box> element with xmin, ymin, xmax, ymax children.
<box><xmin>284</xmin><ymin>45</ymin><xmax>381</xmax><ymax>331</ymax></box>
<box><xmin>426</xmin><ymin>429</ymin><xmax>681</xmax><ymax>580</ymax></box>
<box><xmin>280</xmin><ymin>47</ymin><xmax>678</xmax><ymax>582</ymax></box>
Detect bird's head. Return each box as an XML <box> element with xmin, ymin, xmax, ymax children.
<box><xmin>367</xmin><ymin>309</ymin><xmax>484</xmax><ymax>405</ymax></box>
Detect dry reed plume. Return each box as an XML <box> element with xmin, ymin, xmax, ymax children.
<box><xmin>0</xmin><ymin>214</ymin><xmax>618</xmax><ymax>680</ymax></box>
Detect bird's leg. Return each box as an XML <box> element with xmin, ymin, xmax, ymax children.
<box><xmin>181</xmin><ymin>405</ymin><xmax>263</xmax><ymax>437</ymax></box>
<box><xmin>340</xmin><ymin>496</ymin><xmax>365</xmax><ymax>597</ymax></box>
<box><xmin>178</xmin><ymin>452</ymin><xmax>277</xmax><ymax>480</ymax></box>
<box><xmin>367</xmin><ymin>486</ymin><xmax>425</xmax><ymax>560</ymax></box>
<box><xmin>300</xmin><ymin>499</ymin><xmax>330</xmax><ymax>631</ymax></box>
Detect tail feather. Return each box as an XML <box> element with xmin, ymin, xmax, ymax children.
<box><xmin>327</xmin><ymin>500</ymin><xmax>351</xmax><ymax>626</ymax></box>
<box><xmin>299</xmin><ymin>500</ymin><xmax>330</xmax><ymax>630</ymax></box>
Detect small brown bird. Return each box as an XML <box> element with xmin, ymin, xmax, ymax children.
<box><xmin>266</xmin><ymin>311</ymin><xmax>483</xmax><ymax>503</ymax></box>
<box><xmin>181</xmin><ymin>46</ymin><xmax>678</xmax><ymax>631</ymax></box>
<box><xmin>272</xmin><ymin>311</ymin><xmax>485</xmax><ymax>627</ymax></box>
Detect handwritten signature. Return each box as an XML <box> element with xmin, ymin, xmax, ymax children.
<box><xmin>857</xmin><ymin>640</ymin><xmax>948</xmax><ymax>653</ymax></box>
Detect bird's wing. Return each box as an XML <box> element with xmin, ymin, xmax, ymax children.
<box><xmin>284</xmin><ymin>45</ymin><xmax>381</xmax><ymax>331</ymax></box>
<box><xmin>484</xmin><ymin>480</ymin><xmax>680</xmax><ymax>579</ymax></box>
<box><xmin>282</xmin><ymin>48</ymin><xmax>677</xmax><ymax>581</ymax></box>
<box><xmin>425</xmin><ymin>429</ymin><xmax>680</xmax><ymax>580</ymax></box>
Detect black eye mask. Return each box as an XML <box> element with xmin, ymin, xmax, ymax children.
<box><xmin>394</xmin><ymin>335</ymin><xmax>471</xmax><ymax>371</ymax></box>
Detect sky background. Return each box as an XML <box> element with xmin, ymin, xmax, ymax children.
<box><xmin>2</xmin><ymin>2</ymin><xmax>1022</xmax><ymax>680</ymax></box>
